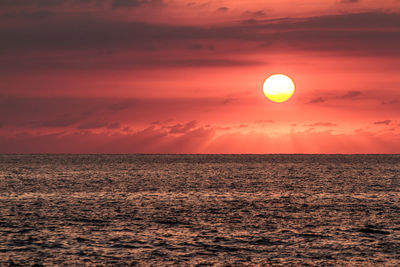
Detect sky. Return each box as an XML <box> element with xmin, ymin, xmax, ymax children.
<box><xmin>1</xmin><ymin>0</ymin><xmax>400</xmax><ymax>153</ymax></box>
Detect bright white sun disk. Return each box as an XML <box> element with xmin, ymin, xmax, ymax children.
<box><xmin>263</xmin><ymin>74</ymin><xmax>295</xmax><ymax>103</ymax></box>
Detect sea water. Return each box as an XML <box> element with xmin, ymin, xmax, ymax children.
<box><xmin>1</xmin><ymin>154</ymin><xmax>399</xmax><ymax>266</ymax></box>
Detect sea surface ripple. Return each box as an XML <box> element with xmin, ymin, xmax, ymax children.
<box><xmin>0</xmin><ymin>154</ymin><xmax>400</xmax><ymax>266</ymax></box>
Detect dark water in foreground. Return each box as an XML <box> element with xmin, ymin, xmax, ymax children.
<box><xmin>0</xmin><ymin>155</ymin><xmax>400</xmax><ymax>266</ymax></box>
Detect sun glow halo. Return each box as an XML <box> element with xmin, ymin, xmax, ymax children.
<box><xmin>263</xmin><ymin>74</ymin><xmax>295</xmax><ymax>103</ymax></box>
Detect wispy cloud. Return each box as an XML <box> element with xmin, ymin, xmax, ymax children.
<box><xmin>340</xmin><ymin>0</ymin><xmax>359</xmax><ymax>3</ymax></box>
<box><xmin>306</xmin><ymin>122</ymin><xmax>337</xmax><ymax>127</ymax></box>
<box><xmin>308</xmin><ymin>90</ymin><xmax>362</xmax><ymax>104</ymax></box>
<box><xmin>111</xmin><ymin>0</ymin><xmax>164</xmax><ymax>9</ymax></box>
<box><xmin>77</xmin><ymin>121</ymin><xmax>109</xmax><ymax>130</ymax></box>
<box><xmin>166</xmin><ymin>120</ymin><xmax>198</xmax><ymax>134</ymax></box>
<box><xmin>374</xmin><ymin>120</ymin><xmax>391</xmax><ymax>125</ymax></box>
<box><xmin>308</xmin><ymin>97</ymin><xmax>326</xmax><ymax>104</ymax></box>
<box><xmin>217</xmin><ymin>7</ymin><xmax>229</xmax><ymax>12</ymax></box>
<box><xmin>254</xmin><ymin>120</ymin><xmax>275</xmax><ymax>124</ymax></box>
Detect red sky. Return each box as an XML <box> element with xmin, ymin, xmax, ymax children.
<box><xmin>1</xmin><ymin>0</ymin><xmax>400</xmax><ymax>153</ymax></box>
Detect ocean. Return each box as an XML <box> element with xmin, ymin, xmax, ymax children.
<box><xmin>0</xmin><ymin>154</ymin><xmax>399</xmax><ymax>266</ymax></box>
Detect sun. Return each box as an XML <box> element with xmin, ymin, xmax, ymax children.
<box><xmin>263</xmin><ymin>74</ymin><xmax>295</xmax><ymax>103</ymax></box>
